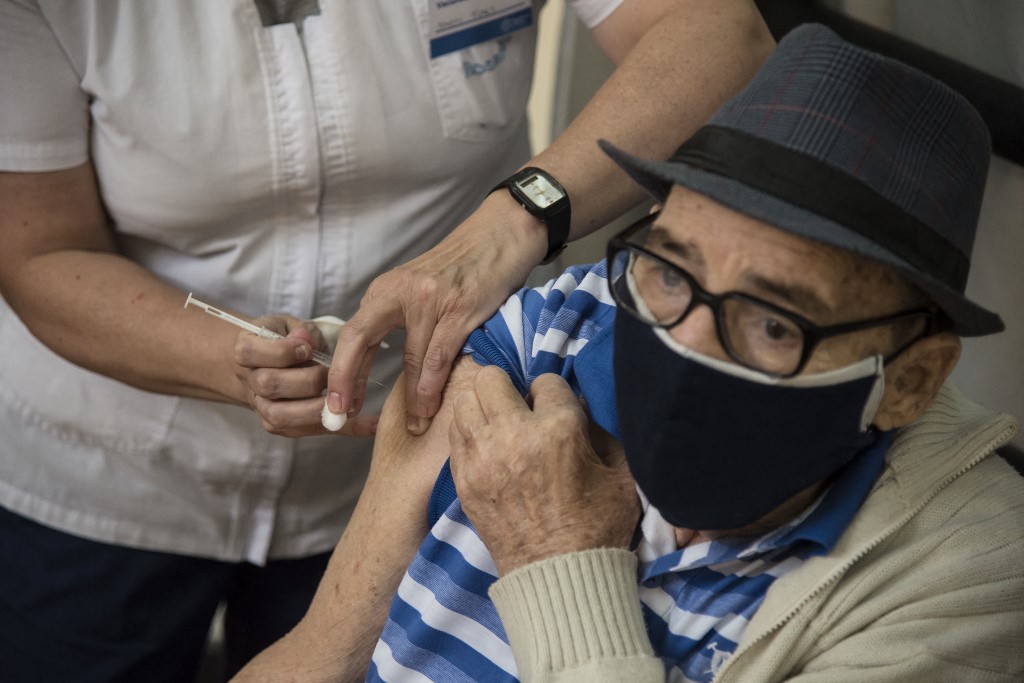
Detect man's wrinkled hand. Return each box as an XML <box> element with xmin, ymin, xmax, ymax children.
<box><xmin>449</xmin><ymin>367</ymin><xmax>639</xmax><ymax>576</ymax></box>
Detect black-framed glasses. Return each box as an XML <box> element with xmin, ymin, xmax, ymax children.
<box><xmin>606</xmin><ymin>213</ymin><xmax>938</xmax><ymax>377</ymax></box>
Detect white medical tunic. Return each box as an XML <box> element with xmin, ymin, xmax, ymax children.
<box><xmin>0</xmin><ymin>0</ymin><xmax>623</xmax><ymax>562</ymax></box>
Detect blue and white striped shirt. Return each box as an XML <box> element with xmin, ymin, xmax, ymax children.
<box><xmin>368</xmin><ymin>262</ymin><xmax>888</xmax><ymax>682</ymax></box>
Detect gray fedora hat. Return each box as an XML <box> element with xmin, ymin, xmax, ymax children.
<box><xmin>601</xmin><ymin>23</ymin><xmax>1003</xmax><ymax>336</ymax></box>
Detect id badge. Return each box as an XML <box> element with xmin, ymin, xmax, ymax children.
<box><xmin>427</xmin><ymin>0</ymin><xmax>534</xmax><ymax>58</ymax></box>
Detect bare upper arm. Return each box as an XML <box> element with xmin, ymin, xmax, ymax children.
<box><xmin>590</xmin><ymin>0</ymin><xmax>771</xmax><ymax>65</ymax></box>
<box><xmin>244</xmin><ymin>357</ymin><xmax>490</xmax><ymax>681</ymax></box>
<box><xmin>317</xmin><ymin>353</ymin><xmax>489</xmax><ymax>589</ymax></box>
<box><xmin>370</xmin><ymin>354</ymin><xmax>486</xmax><ymax>483</ymax></box>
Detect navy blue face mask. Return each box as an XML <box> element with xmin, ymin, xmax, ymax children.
<box><xmin>613</xmin><ymin>310</ymin><xmax>885</xmax><ymax>531</ymax></box>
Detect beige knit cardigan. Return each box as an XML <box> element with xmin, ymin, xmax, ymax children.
<box><xmin>491</xmin><ymin>384</ymin><xmax>1024</xmax><ymax>682</ymax></box>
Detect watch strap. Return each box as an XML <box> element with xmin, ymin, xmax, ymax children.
<box><xmin>492</xmin><ymin>167</ymin><xmax>571</xmax><ymax>264</ymax></box>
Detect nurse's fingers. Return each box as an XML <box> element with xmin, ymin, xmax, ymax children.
<box><xmin>327</xmin><ymin>298</ymin><xmax>403</xmax><ymax>416</ymax></box>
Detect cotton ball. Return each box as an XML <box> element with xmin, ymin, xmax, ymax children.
<box><xmin>311</xmin><ymin>315</ymin><xmax>345</xmax><ymax>353</ymax></box>
<box><xmin>321</xmin><ymin>398</ymin><xmax>347</xmax><ymax>432</ymax></box>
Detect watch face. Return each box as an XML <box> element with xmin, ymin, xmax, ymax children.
<box><xmin>515</xmin><ymin>172</ymin><xmax>565</xmax><ymax>209</ymax></box>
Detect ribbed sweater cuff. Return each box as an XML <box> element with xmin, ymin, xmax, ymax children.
<box><xmin>489</xmin><ymin>548</ymin><xmax>656</xmax><ymax>679</ymax></box>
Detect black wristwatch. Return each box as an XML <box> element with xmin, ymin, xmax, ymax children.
<box><xmin>492</xmin><ymin>167</ymin><xmax>571</xmax><ymax>264</ymax></box>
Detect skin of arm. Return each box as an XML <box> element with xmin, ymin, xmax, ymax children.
<box><xmin>232</xmin><ymin>359</ymin><xmax>483</xmax><ymax>682</ymax></box>
<box><xmin>327</xmin><ymin>0</ymin><xmax>776</xmax><ymax>435</ymax></box>
<box><xmin>0</xmin><ymin>163</ymin><xmax>375</xmax><ymax>437</ymax></box>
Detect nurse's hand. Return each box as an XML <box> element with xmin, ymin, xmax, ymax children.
<box><xmin>448</xmin><ymin>367</ymin><xmax>640</xmax><ymax>577</ymax></box>
<box><xmin>325</xmin><ymin>192</ymin><xmax>547</xmax><ymax>438</ymax></box>
<box><xmin>234</xmin><ymin>315</ymin><xmax>379</xmax><ymax>438</ymax></box>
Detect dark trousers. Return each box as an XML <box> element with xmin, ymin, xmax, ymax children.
<box><xmin>0</xmin><ymin>505</ymin><xmax>332</xmax><ymax>682</ymax></box>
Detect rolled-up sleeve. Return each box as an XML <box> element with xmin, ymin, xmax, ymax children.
<box><xmin>566</xmin><ymin>0</ymin><xmax>627</xmax><ymax>29</ymax></box>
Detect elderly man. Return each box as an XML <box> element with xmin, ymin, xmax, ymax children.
<box><xmin>237</xmin><ymin>23</ymin><xmax>1023</xmax><ymax>683</ymax></box>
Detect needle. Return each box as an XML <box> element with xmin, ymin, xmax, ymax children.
<box><xmin>185</xmin><ymin>293</ymin><xmax>390</xmax><ymax>389</ymax></box>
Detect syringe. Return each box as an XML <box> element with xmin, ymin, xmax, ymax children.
<box><xmin>184</xmin><ymin>293</ymin><xmax>389</xmax><ymax>388</ymax></box>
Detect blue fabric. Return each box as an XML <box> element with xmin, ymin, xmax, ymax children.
<box><xmin>427</xmin><ymin>459</ymin><xmax>458</xmax><ymax>529</ymax></box>
<box><xmin>374</xmin><ymin>263</ymin><xmax>888</xmax><ymax>683</ymax></box>
<box><xmin>775</xmin><ymin>430</ymin><xmax>893</xmax><ymax>550</ymax></box>
<box><xmin>634</xmin><ymin>431</ymin><xmax>891</xmax><ymax>680</ymax></box>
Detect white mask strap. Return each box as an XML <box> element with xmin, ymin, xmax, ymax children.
<box><xmin>652</xmin><ymin>327</ymin><xmax>885</xmax><ymax>430</ymax></box>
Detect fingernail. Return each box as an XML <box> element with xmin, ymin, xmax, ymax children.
<box><xmin>295</xmin><ymin>345</ymin><xmax>309</xmax><ymax>361</ymax></box>
<box><xmin>407</xmin><ymin>415</ymin><xmax>428</xmax><ymax>435</ymax></box>
<box><xmin>328</xmin><ymin>391</ymin><xmax>344</xmax><ymax>413</ymax></box>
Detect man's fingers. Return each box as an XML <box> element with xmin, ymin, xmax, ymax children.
<box><xmin>452</xmin><ymin>387</ymin><xmax>487</xmax><ymax>439</ymax></box>
<box><xmin>473</xmin><ymin>365</ymin><xmax>527</xmax><ymax>421</ymax></box>
<box><xmin>449</xmin><ymin>388</ymin><xmax>486</xmax><ymax>485</ymax></box>
<box><xmin>528</xmin><ymin>373</ymin><xmax>580</xmax><ymax>415</ymax></box>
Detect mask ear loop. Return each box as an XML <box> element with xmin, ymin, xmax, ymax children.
<box><xmin>867</xmin><ymin>311</ymin><xmax>949</xmax><ymax>436</ymax></box>
<box><xmin>858</xmin><ymin>356</ymin><xmax>886</xmax><ymax>432</ymax></box>
<box><xmin>881</xmin><ymin>310</ymin><xmax>949</xmax><ymax>368</ymax></box>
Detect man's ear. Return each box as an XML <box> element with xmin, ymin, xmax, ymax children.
<box><xmin>873</xmin><ymin>332</ymin><xmax>962</xmax><ymax>431</ymax></box>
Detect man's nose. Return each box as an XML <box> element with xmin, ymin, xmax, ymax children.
<box><xmin>667</xmin><ymin>304</ymin><xmax>730</xmax><ymax>361</ymax></box>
